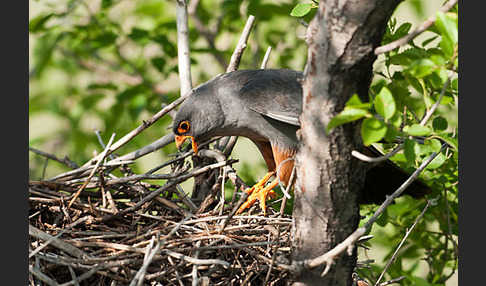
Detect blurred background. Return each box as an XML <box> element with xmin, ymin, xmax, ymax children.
<box><xmin>29</xmin><ymin>0</ymin><xmax>456</xmax><ymax>284</ymax></box>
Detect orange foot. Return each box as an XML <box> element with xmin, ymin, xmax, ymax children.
<box><xmin>236</xmin><ymin>172</ymin><xmax>279</xmax><ymax>215</ymax></box>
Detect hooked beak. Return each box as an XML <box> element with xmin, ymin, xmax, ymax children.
<box><xmin>175</xmin><ymin>135</ymin><xmax>198</xmax><ymax>155</ymax></box>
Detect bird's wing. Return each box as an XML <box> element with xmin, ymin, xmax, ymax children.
<box><xmin>237</xmin><ymin>69</ymin><xmax>303</xmax><ymax>127</ymax></box>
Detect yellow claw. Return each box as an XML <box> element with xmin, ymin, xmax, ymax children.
<box><xmin>237</xmin><ymin>172</ymin><xmax>279</xmax><ymax>215</ymax></box>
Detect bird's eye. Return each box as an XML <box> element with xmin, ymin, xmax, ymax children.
<box><xmin>177</xmin><ymin>120</ymin><xmax>191</xmax><ymax>134</ymax></box>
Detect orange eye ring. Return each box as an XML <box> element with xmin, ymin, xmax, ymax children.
<box><xmin>177</xmin><ymin>120</ymin><xmax>191</xmax><ymax>134</ymax></box>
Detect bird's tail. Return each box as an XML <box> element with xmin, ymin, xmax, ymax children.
<box><xmin>359</xmin><ymin>147</ymin><xmax>430</xmax><ymax>205</ymax></box>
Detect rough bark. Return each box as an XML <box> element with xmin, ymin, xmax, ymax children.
<box><xmin>292</xmin><ymin>1</ymin><xmax>401</xmax><ymax>285</ymax></box>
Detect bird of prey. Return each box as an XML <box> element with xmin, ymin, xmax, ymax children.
<box><xmin>172</xmin><ymin>69</ymin><xmax>428</xmax><ymax>214</ymax></box>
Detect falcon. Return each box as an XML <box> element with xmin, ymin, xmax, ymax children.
<box><xmin>172</xmin><ymin>69</ymin><xmax>427</xmax><ymax>214</ymax></box>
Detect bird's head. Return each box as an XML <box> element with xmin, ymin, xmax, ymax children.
<box><xmin>172</xmin><ymin>81</ymin><xmax>225</xmax><ymax>155</ymax></box>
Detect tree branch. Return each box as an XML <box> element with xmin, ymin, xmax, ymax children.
<box><xmin>374</xmin><ymin>0</ymin><xmax>458</xmax><ymax>55</ymax></box>
<box><xmin>176</xmin><ymin>0</ymin><xmax>193</xmax><ymax>96</ymax></box>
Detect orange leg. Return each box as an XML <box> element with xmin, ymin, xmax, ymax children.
<box><xmin>237</xmin><ymin>172</ymin><xmax>279</xmax><ymax>215</ymax></box>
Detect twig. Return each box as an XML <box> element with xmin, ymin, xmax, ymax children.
<box><xmin>176</xmin><ymin>0</ymin><xmax>193</xmax><ymax>96</ymax></box>
<box><xmin>296</xmin><ymin>144</ymin><xmax>446</xmax><ymax>275</ymax></box>
<box><xmin>420</xmin><ymin>77</ymin><xmax>451</xmax><ymax>125</ymax></box>
<box><xmin>263</xmin><ymin>226</ymin><xmax>280</xmax><ymax>285</ymax></box>
<box><xmin>218</xmin><ymin>15</ymin><xmax>257</xmax><ymax>156</ymax></box>
<box><xmin>260</xmin><ymin>46</ymin><xmax>272</xmax><ymax>69</ymax></box>
<box><xmin>378</xmin><ymin>276</ymin><xmax>406</xmax><ymax>286</ymax></box>
<box><xmin>80</xmin><ymin>92</ymin><xmax>191</xmax><ymax>169</ymax></box>
<box><xmin>275</xmin><ymin>157</ymin><xmax>294</xmax><ymax>199</ymax></box>
<box><xmin>59</xmin><ymin>266</ymin><xmax>104</xmax><ymax>286</ymax></box>
<box><xmin>68</xmin><ymin>133</ymin><xmax>116</xmax><ymax>208</ymax></box>
<box><xmin>47</xmin><ymin>159</ymin><xmax>134</xmax><ymax>182</ymax></box>
<box><xmin>67</xmin><ymin>264</ymin><xmax>80</xmax><ymax>286</ymax></box>
<box><xmin>29</xmin><ymin>265</ymin><xmax>59</xmax><ymax>286</ymax></box>
<box><xmin>162</xmin><ymin>249</ymin><xmax>229</xmax><ymax>267</ymax></box>
<box><xmin>29</xmin><ymin>147</ymin><xmax>79</xmax><ymax>169</ymax></box>
<box><xmin>95</xmin><ymin>130</ymin><xmax>117</xmax><ymax>159</ymax></box>
<box><xmin>98</xmin><ymin>159</ymin><xmax>237</xmax><ymax>222</ymax></box>
<box><xmin>280</xmin><ymin>165</ymin><xmax>296</xmax><ymax>216</ymax></box>
<box><xmin>374</xmin><ymin>0</ymin><xmax>458</xmax><ymax>55</ymax></box>
<box><xmin>29</xmin><ymin>224</ymin><xmax>88</xmax><ymax>259</ymax></box>
<box><xmin>351</xmin><ymin>145</ymin><xmax>403</xmax><ymax>163</ymax></box>
<box><xmin>227</xmin><ymin>15</ymin><xmax>256</xmax><ymax>72</ymax></box>
<box><xmin>374</xmin><ymin>201</ymin><xmax>431</xmax><ymax>285</ymax></box>
<box><xmin>130</xmin><ymin>235</ymin><xmax>160</xmax><ymax>286</ymax></box>
<box><xmin>191</xmin><ymin>241</ymin><xmax>201</xmax><ymax>286</ymax></box>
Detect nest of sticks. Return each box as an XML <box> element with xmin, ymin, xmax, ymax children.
<box><xmin>29</xmin><ymin>133</ymin><xmax>296</xmax><ymax>286</ymax></box>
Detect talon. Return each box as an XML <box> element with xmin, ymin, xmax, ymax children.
<box><xmin>236</xmin><ymin>172</ymin><xmax>279</xmax><ymax>215</ymax></box>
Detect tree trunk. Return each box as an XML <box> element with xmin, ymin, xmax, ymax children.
<box><xmin>292</xmin><ymin>1</ymin><xmax>401</xmax><ymax>285</ymax></box>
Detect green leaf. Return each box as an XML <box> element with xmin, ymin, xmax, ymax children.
<box><xmin>426</xmin><ymin>152</ymin><xmax>446</xmax><ymax>170</ymax></box>
<box><xmin>421</xmin><ymin>36</ymin><xmax>438</xmax><ymax>47</ymax></box>
<box><xmin>361</xmin><ymin>118</ymin><xmax>387</xmax><ymax>146</ymax></box>
<box><xmin>152</xmin><ymin>34</ymin><xmax>177</xmax><ymax>57</ymax></box>
<box><xmin>87</xmin><ymin>83</ymin><xmax>118</xmax><ymax>91</ymax></box>
<box><xmin>346</xmin><ymin>94</ymin><xmax>371</xmax><ymax>109</ymax></box>
<box><xmin>394</xmin><ymin>22</ymin><xmax>412</xmax><ymax>39</ymax></box>
<box><xmin>403</xmin><ymin>124</ymin><xmax>432</xmax><ymax>136</ymax></box>
<box><xmin>435</xmin><ymin>12</ymin><xmax>458</xmax><ymax>45</ymax></box>
<box><xmin>29</xmin><ymin>13</ymin><xmax>55</xmax><ymax>33</ymax></box>
<box><xmin>432</xmin><ymin>116</ymin><xmax>448</xmax><ymax>131</ymax></box>
<box><xmin>327</xmin><ymin>108</ymin><xmax>369</xmax><ymax>132</ymax></box>
<box><xmin>424</xmin><ymin>138</ymin><xmax>443</xmax><ymax>153</ymax></box>
<box><xmin>435</xmin><ymin>12</ymin><xmax>458</xmax><ymax>58</ymax></box>
<box><xmin>376</xmin><ymin>209</ymin><xmax>389</xmax><ymax>227</ymax></box>
<box><xmin>290</xmin><ymin>3</ymin><xmax>312</xmax><ymax>17</ymax></box>
<box><xmin>128</xmin><ymin>28</ymin><xmax>150</xmax><ymax>43</ymax></box>
<box><xmin>404</xmin><ymin>139</ymin><xmax>416</xmax><ymax>164</ymax></box>
<box><xmin>101</xmin><ymin>0</ymin><xmax>114</xmax><ymax>9</ymax></box>
<box><xmin>91</xmin><ymin>32</ymin><xmax>117</xmax><ymax>48</ymax></box>
<box><xmin>384</xmin><ymin>124</ymin><xmax>399</xmax><ymax>143</ymax></box>
<box><xmin>151</xmin><ymin>57</ymin><xmax>166</xmax><ymax>74</ymax></box>
<box><xmin>374</xmin><ymin>87</ymin><xmax>396</xmax><ymax>120</ymax></box>
<box><xmin>407</xmin><ymin>59</ymin><xmax>436</xmax><ymax>78</ymax></box>
<box><xmin>437</xmin><ymin>133</ymin><xmax>458</xmax><ymax>151</ymax></box>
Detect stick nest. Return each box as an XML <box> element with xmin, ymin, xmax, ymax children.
<box><xmin>29</xmin><ymin>158</ymin><xmax>294</xmax><ymax>286</ymax></box>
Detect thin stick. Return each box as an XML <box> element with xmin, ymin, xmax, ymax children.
<box><xmin>29</xmin><ymin>147</ymin><xmax>78</xmax><ymax>169</ymax></box>
<box><xmin>162</xmin><ymin>249</ymin><xmax>229</xmax><ymax>267</ymax></box>
<box><xmin>98</xmin><ymin>159</ymin><xmax>236</xmax><ymax>222</ymax></box>
<box><xmin>176</xmin><ymin>0</ymin><xmax>193</xmax><ymax>96</ymax></box>
<box><xmin>374</xmin><ymin>201</ymin><xmax>431</xmax><ymax>286</ymax></box>
<box><xmin>219</xmin><ymin>15</ymin><xmax>257</xmax><ymax>155</ymax></box>
<box><xmin>280</xmin><ymin>165</ymin><xmax>296</xmax><ymax>216</ymax></box>
<box><xmin>378</xmin><ymin>276</ymin><xmax>406</xmax><ymax>286</ymax></box>
<box><xmin>260</xmin><ymin>46</ymin><xmax>272</xmax><ymax>69</ymax></box>
<box><xmin>29</xmin><ymin>265</ymin><xmax>59</xmax><ymax>286</ymax></box>
<box><xmin>374</xmin><ymin>0</ymin><xmax>458</xmax><ymax>55</ymax></box>
<box><xmin>191</xmin><ymin>241</ymin><xmax>201</xmax><ymax>286</ymax></box>
<box><xmin>352</xmin><ymin>145</ymin><xmax>403</xmax><ymax>163</ymax></box>
<box><xmin>95</xmin><ymin>130</ymin><xmax>116</xmax><ymax>160</ymax></box>
<box><xmin>420</xmin><ymin>77</ymin><xmax>451</xmax><ymax>125</ymax></box>
<box><xmin>29</xmin><ymin>224</ymin><xmax>88</xmax><ymax>259</ymax></box>
<box><xmin>68</xmin><ymin>133</ymin><xmax>115</xmax><ymax>208</ymax></box>
<box><xmin>80</xmin><ymin>93</ymin><xmax>190</xmax><ymax>169</ymax></box>
<box><xmin>227</xmin><ymin>15</ymin><xmax>256</xmax><ymax>72</ymax></box>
